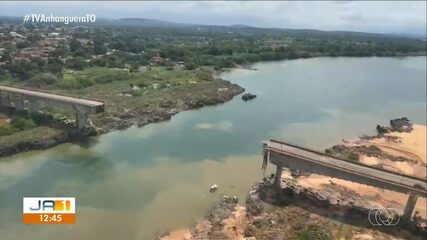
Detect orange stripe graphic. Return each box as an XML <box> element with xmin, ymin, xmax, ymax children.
<box><xmin>23</xmin><ymin>213</ymin><xmax>75</xmax><ymax>224</ymax></box>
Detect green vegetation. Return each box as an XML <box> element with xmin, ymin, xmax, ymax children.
<box><xmin>244</xmin><ymin>206</ymin><xmax>333</xmax><ymax>240</ymax></box>
<box><xmin>30</xmin><ymin>73</ymin><xmax>58</xmax><ymax>86</ymax></box>
<box><xmin>51</xmin><ymin>66</ymin><xmax>214</xmax><ymax>90</ymax></box>
<box><xmin>334</xmin><ymin>224</ymin><xmax>353</xmax><ymax>240</ymax></box>
<box><xmin>58</xmin><ymin>67</ymin><xmax>130</xmax><ymax>89</ymax></box>
<box><xmin>0</xmin><ymin>19</ymin><xmax>425</xmax><ymax>148</ymax></box>
<box><xmin>298</xmin><ymin>228</ymin><xmax>331</xmax><ymax>240</ymax></box>
<box><xmin>366</xmin><ymin>145</ymin><xmax>382</xmax><ymax>156</ymax></box>
<box><xmin>347</xmin><ymin>152</ymin><xmax>360</xmax><ymax>162</ymax></box>
<box><xmin>1</xmin><ymin>19</ymin><xmax>426</xmax><ymax>85</ymax></box>
<box><xmin>0</xmin><ymin>65</ymin><xmax>238</xmax><ymax>153</ymax></box>
<box><xmin>0</xmin><ymin>126</ymin><xmax>66</xmax><ymax>148</ymax></box>
<box><xmin>0</xmin><ymin>65</ymin><xmax>230</xmax><ymax>135</ymax></box>
<box><xmin>0</xmin><ymin>115</ymin><xmax>37</xmax><ymax>136</ymax></box>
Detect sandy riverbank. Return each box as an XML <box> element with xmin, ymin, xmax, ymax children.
<box><xmin>370</xmin><ymin>124</ymin><xmax>426</xmax><ymax>165</ymax></box>
<box><xmin>295</xmin><ymin>123</ymin><xmax>427</xmax><ymax>219</ymax></box>
<box><xmin>161</xmin><ymin>229</ymin><xmax>191</xmax><ymax>240</ymax></box>
<box><xmin>295</xmin><ymin>173</ymin><xmax>426</xmax><ymax>219</ymax></box>
<box><xmin>161</xmin><ymin>204</ymin><xmax>247</xmax><ymax>240</ymax></box>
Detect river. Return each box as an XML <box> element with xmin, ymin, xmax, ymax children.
<box><xmin>0</xmin><ymin>57</ymin><xmax>426</xmax><ymax>240</ymax></box>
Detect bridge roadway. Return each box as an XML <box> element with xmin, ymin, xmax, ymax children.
<box><xmin>263</xmin><ymin>139</ymin><xmax>427</xmax><ymax>221</ymax></box>
<box><xmin>0</xmin><ymin>85</ymin><xmax>104</xmax><ymax>128</ymax></box>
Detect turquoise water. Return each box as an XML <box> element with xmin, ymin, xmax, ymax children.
<box><xmin>0</xmin><ymin>57</ymin><xmax>425</xmax><ymax>240</ymax></box>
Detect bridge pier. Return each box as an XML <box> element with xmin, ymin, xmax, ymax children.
<box><xmin>28</xmin><ymin>99</ymin><xmax>40</xmax><ymax>113</ymax></box>
<box><xmin>13</xmin><ymin>95</ymin><xmax>25</xmax><ymax>111</ymax></box>
<box><xmin>264</xmin><ymin>140</ymin><xmax>426</xmax><ymax>226</ymax></box>
<box><xmin>76</xmin><ymin>111</ymin><xmax>89</xmax><ymax>128</ymax></box>
<box><xmin>402</xmin><ymin>194</ymin><xmax>418</xmax><ymax>222</ymax></box>
<box><xmin>0</xmin><ymin>92</ymin><xmax>11</xmax><ymax>107</ymax></box>
<box><xmin>73</xmin><ymin>105</ymin><xmax>91</xmax><ymax>128</ymax></box>
<box><xmin>274</xmin><ymin>164</ymin><xmax>283</xmax><ymax>187</ymax></box>
<box><xmin>0</xmin><ymin>85</ymin><xmax>104</xmax><ymax>129</ymax></box>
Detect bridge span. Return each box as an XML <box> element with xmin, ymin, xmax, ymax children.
<box><xmin>262</xmin><ymin>139</ymin><xmax>427</xmax><ymax>222</ymax></box>
<box><xmin>0</xmin><ymin>85</ymin><xmax>104</xmax><ymax>128</ymax></box>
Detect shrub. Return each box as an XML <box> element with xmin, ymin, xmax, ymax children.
<box><xmin>58</xmin><ymin>77</ymin><xmax>94</xmax><ymax>89</ymax></box>
<box><xmin>10</xmin><ymin>117</ymin><xmax>37</xmax><ymax>130</ymax></box>
<box><xmin>347</xmin><ymin>152</ymin><xmax>360</xmax><ymax>162</ymax></box>
<box><xmin>0</xmin><ymin>116</ymin><xmax>37</xmax><ymax>136</ymax></box>
<box><xmin>75</xmin><ymin>76</ymin><xmax>94</xmax><ymax>88</ymax></box>
<box><xmin>30</xmin><ymin>73</ymin><xmax>58</xmax><ymax>85</ymax></box>
<box><xmin>65</xmin><ymin>57</ymin><xmax>86</xmax><ymax>70</ymax></box>
<box><xmin>92</xmin><ymin>70</ymin><xmax>129</xmax><ymax>83</ymax></box>
<box><xmin>196</xmin><ymin>70</ymin><xmax>213</xmax><ymax>81</ymax></box>
<box><xmin>0</xmin><ymin>125</ymin><xmax>19</xmax><ymax>136</ymax></box>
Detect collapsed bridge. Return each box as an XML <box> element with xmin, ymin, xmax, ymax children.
<box><xmin>262</xmin><ymin>139</ymin><xmax>427</xmax><ymax>222</ymax></box>
<box><xmin>0</xmin><ymin>85</ymin><xmax>104</xmax><ymax>128</ymax></box>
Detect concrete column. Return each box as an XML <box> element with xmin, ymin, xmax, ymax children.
<box><xmin>274</xmin><ymin>164</ymin><xmax>283</xmax><ymax>187</ymax></box>
<box><xmin>402</xmin><ymin>194</ymin><xmax>418</xmax><ymax>222</ymax></box>
<box><xmin>76</xmin><ymin>111</ymin><xmax>89</xmax><ymax>128</ymax></box>
<box><xmin>14</xmin><ymin>95</ymin><xmax>25</xmax><ymax>111</ymax></box>
<box><xmin>0</xmin><ymin>92</ymin><xmax>11</xmax><ymax>107</ymax></box>
<box><xmin>28</xmin><ymin>99</ymin><xmax>40</xmax><ymax>113</ymax></box>
<box><xmin>262</xmin><ymin>145</ymin><xmax>269</xmax><ymax>169</ymax></box>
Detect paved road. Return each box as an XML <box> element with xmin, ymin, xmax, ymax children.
<box><xmin>0</xmin><ymin>85</ymin><xmax>104</xmax><ymax>107</ymax></box>
<box><xmin>267</xmin><ymin>140</ymin><xmax>427</xmax><ymax>195</ymax></box>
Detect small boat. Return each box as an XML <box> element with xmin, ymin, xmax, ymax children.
<box><xmin>209</xmin><ymin>184</ymin><xmax>219</xmax><ymax>193</ymax></box>
<box><xmin>242</xmin><ymin>93</ymin><xmax>257</xmax><ymax>101</ymax></box>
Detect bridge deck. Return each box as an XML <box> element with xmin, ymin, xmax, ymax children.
<box><xmin>0</xmin><ymin>85</ymin><xmax>104</xmax><ymax>107</ymax></box>
<box><xmin>266</xmin><ymin>139</ymin><xmax>427</xmax><ymax>195</ymax></box>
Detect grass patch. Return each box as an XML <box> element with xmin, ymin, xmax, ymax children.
<box><xmin>0</xmin><ymin>126</ymin><xmax>66</xmax><ymax>147</ymax></box>
<box><xmin>59</xmin><ymin>67</ymin><xmax>130</xmax><ymax>89</ymax></box>
<box><xmin>347</xmin><ymin>152</ymin><xmax>360</xmax><ymax>162</ymax></box>
<box><xmin>57</xmin><ymin>67</ymin><xmax>214</xmax><ymax>90</ymax></box>
<box><xmin>0</xmin><ymin>116</ymin><xmax>37</xmax><ymax>136</ymax></box>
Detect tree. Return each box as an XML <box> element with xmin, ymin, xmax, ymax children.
<box><xmin>45</xmin><ymin>58</ymin><xmax>64</xmax><ymax>74</ymax></box>
<box><xmin>65</xmin><ymin>57</ymin><xmax>86</xmax><ymax>70</ymax></box>
<box><xmin>93</xmin><ymin>37</ymin><xmax>107</xmax><ymax>55</ymax></box>
<box><xmin>16</xmin><ymin>41</ymin><xmax>30</xmax><ymax>49</ymax></box>
<box><xmin>51</xmin><ymin>47</ymin><xmax>68</xmax><ymax>58</ymax></box>
<box><xmin>29</xmin><ymin>73</ymin><xmax>58</xmax><ymax>85</ymax></box>
<box><xmin>184</xmin><ymin>62</ymin><xmax>197</xmax><ymax>70</ymax></box>
<box><xmin>69</xmin><ymin>38</ymin><xmax>82</xmax><ymax>52</ymax></box>
<box><xmin>7</xmin><ymin>62</ymin><xmax>41</xmax><ymax>80</ymax></box>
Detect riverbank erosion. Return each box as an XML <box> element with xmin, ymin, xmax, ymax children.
<box><xmin>161</xmin><ymin>118</ymin><xmax>426</xmax><ymax>239</ymax></box>
<box><xmin>248</xmin><ymin>119</ymin><xmax>426</xmax><ymax>239</ymax></box>
<box><xmin>244</xmin><ymin>175</ymin><xmax>426</xmax><ymax>240</ymax></box>
<box><xmin>326</xmin><ymin>118</ymin><xmax>426</xmax><ymax>177</ymax></box>
<box><xmin>160</xmin><ymin>195</ymin><xmax>246</xmax><ymax>240</ymax></box>
<box><xmin>0</xmin><ymin>72</ymin><xmax>244</xmax><ymax>158</ymax></box>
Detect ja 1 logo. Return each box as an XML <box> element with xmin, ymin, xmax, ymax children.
<box><xmin>368</xmin><ymin>208</ymin><xmax>400</xmax><ymax>226</ymax></box>
<box><xmin>23</xmin><ymin>197</ymin><xmax>75</xmax><ymax>224</ymax></box>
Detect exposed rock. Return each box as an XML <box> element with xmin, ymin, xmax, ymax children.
<box><xmin>376</xmin><ymin>125</ymin><xmax>390</xmax><ymax>135</ymax></box>
<box><xmin>246</xmin><ymin>176</ymin><xmax>426</xmax><ymax>237</ymax></box>
<box><xmin>242</xmin><ymin>93</ymin><xmax>257</xmax><ymax>101</ymax></box>
<box><xmin>190</xmin><ymin>195</ymin><xmax>239</xmax><ymax>240</ymax></box>
<box><xmin>390</xmin><ymin>117</ymin><xmax>413</xmax><ymax>132</ymax></box>
<box><xmin>376</xmin><ymin>117</ymin><xmax>413</xmax><ymax>136</ymax></box>
<box><xmin>0</xmin><ymin>129</ymin><xmax>69</xmax><ymax>157</ymax></box>
<box><xmin>118</xmin><ymin>111</ymin><xmax>136</xmax><ymax>119</ymax></box>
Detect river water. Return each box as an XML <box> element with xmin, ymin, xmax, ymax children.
<box><xmin>0</xmin><ymin>57</ymin><xmax>426</xmax><ymax>240</ymax></box>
